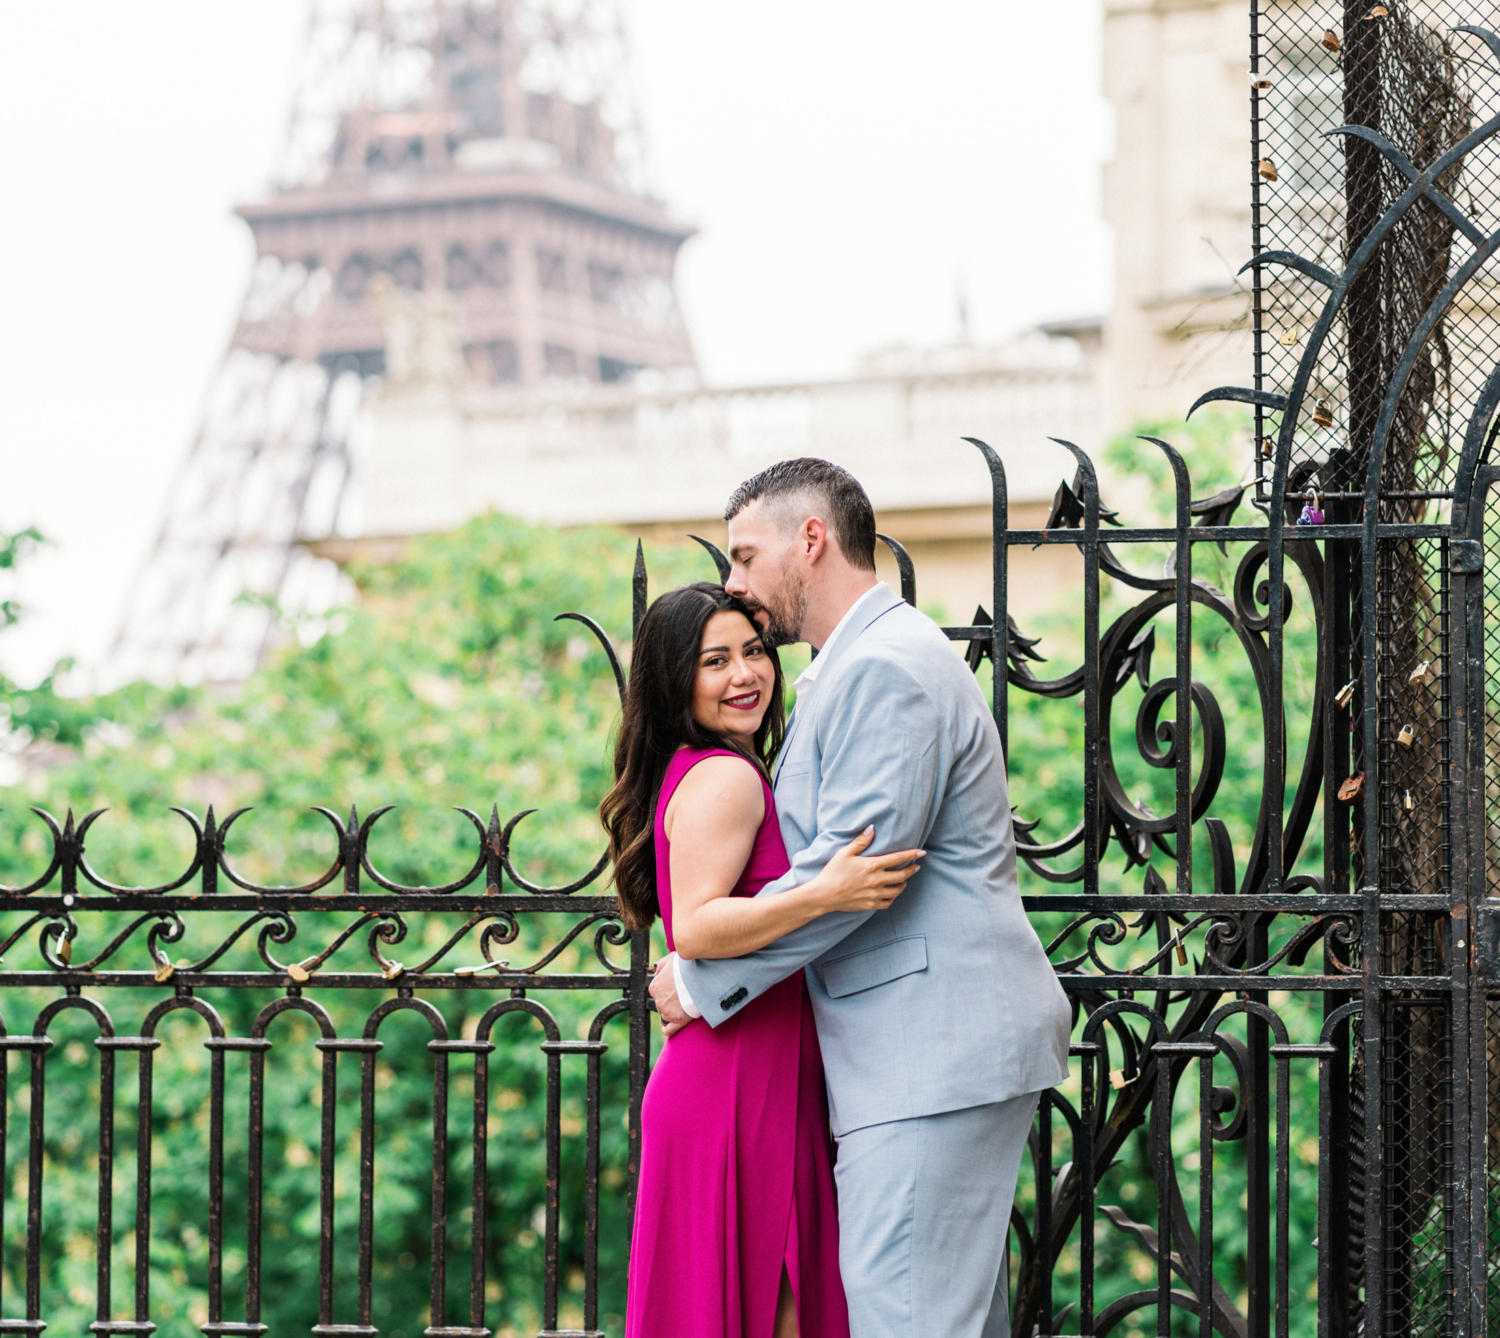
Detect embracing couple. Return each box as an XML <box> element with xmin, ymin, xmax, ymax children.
<box><xmin>601</xmin><ymin>459</ymin><xmax>1071</xmax><ymax>1338</ymax></box>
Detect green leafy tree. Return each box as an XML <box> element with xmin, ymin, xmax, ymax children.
<box><xmin>0</xmin><ymin>515</ymin><xmax>707</xmax><ymax>1337</ymax></box>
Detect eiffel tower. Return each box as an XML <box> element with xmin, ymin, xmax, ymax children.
<box><xmin>109</xmin><ymin>0</ymin><xmax>697</xmax><ymax>687</ymax></box>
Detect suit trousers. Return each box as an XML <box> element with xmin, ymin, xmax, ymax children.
<box><xmin>831</xmin><ymin>1092</ymin><xmax>1041</xmax><ymax>1338</ymax></box>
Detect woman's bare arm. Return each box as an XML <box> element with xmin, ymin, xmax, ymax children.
<box><xmin>664</xmin><ymin>754</ymin><xmax>920</xmax><ymax>961</ymax></box>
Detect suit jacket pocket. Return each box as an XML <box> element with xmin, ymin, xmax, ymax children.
<box><xmin>821</xmin><ymin>935</ymin><xmax>928</xmax><ymax>999</ymax></box>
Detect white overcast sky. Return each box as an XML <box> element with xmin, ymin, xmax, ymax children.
<box><xmin>0</xmin><ymin>0</ymin><xmax>1110</xmax><ymax>687</ymax></box>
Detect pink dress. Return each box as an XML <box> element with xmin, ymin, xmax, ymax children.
<box><xmin>627</xmin><ymin>747</ymin><xmax>850</xmax><ymax>1338</ymax></box>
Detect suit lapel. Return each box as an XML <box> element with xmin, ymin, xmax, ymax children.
<box><xmin>773</xmin><ymin>584</ymin><xmax>903</xmax><ymax>788</ymax></box>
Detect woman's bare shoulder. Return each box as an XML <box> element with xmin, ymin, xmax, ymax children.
<box><xmin>665</xmin><ymin>753</ymin><xmax>765</xmax><ymax>833</ymax></box>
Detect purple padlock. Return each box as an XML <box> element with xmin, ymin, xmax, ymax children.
<box><xmin>1296</xmin><ymin>491</ymin><xmax>1326</xmax><ymax>526</ymax></box>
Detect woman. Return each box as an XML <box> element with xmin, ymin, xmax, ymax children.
<box><xmin>603</xmin><ymin>582</ymin><xmax>922</xmax><ymax>1338</ymax></box>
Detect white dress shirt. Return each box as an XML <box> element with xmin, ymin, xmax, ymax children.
<box><xmin>671</xmin><ymin>582</ymin><xmax>890</xmax><ymax>1020</ymax></box>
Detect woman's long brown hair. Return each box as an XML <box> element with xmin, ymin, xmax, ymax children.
<box><xmin>601</xmin><ymin>582</ymin><xmax>785</xmax><ymax>930</ymax></box>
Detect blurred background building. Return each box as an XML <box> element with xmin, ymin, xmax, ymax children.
<box><xmin>106</xmin><ymin>0</ymin><xmax>1254</xmax><ymax>686</ymax></box>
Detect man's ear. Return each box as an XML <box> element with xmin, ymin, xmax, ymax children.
<box><xmin>802</xmin><ymin>517</ymin><xmax>829</xmax><ymax>564</ymax></box>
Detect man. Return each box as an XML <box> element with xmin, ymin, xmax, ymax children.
<box><xmin>650</xmin><ymin>457</ymin><xmax>1071</xmax><ymax>1338</ymax></box>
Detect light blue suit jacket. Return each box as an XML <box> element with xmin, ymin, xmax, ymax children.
<box><xmin>677</xmin><ymin>584</ymin><xmax>1071</xmax><ymax>1136</ymax></box>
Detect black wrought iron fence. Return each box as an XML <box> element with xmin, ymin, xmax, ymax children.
<box><xmin>0</xmin><ymin>816</ymin><xmax>650</xmax><ymax>1338</ymax></box>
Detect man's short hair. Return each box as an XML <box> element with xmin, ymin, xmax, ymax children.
<box><xmin>724</xmin><ymin>458</ymin><xmax>877</xmax><ymax>572</ymax></box>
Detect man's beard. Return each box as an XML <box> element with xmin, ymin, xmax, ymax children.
<box><xmin>749</xmin><ymin>569</ymin><xmax>807</xmax><ymax>648</ymax></box>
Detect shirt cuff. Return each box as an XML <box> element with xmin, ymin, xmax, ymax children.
<box><xmin>672</xmin><ymin>953</ymin><xmax>702</xmax><ymax>1019</ymax></box>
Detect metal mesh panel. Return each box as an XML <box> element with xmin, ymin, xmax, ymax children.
<box><xmin>1253</xmin><ymin>2</ymin><xmax>1500</xmax><ymax>507</ymax></box>
<box><xmin>1376</xmin><ymin>537</ymin><xmax>1452</xmax><ymax>894</ymax></box>
<box><xmin>1251</xmin><ymin>8</ymin><xmax>1500</xmax><ymax>1332</ymax></box>
<box><xmin>1487</xmin><ymin>486</ymin><xmax>1500</xmax><ymax>897</ymax></box>
<box><xmin>1376</xmin><ymin>979</ymin><xmax>1453</xmax><ymax>1336</ymax></box>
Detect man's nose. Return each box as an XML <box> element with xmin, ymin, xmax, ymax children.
<box><xmin>725</xmin><ymin>566</ymin><xmax>748</xmax><ymax>596</ymax></box>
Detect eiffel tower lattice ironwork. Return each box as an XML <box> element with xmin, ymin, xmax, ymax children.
<box><xmin>110</xmin><ymin>0</ymin><xmax>697</xmax><ymax>687</ymax></box>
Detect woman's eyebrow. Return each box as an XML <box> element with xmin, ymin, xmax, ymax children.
<box><xmin>741</xmin><ymin>636</ymin><xmax>763</xmax><ymax>649</ymax></box>
<box><xmin>699</xmin><ymin>644</ymin><xmax>731</xmax><ymax>656</ymax></box>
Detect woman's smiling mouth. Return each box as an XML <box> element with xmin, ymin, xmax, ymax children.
<box><xmin>723</xmin><ymin>690</ymin><xmax>761</xmax><ymax>711</ymax></box>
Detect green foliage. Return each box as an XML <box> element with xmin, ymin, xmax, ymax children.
<box><xmin>1</xmin><ymin>526</ymin><xmax>112</xmax><ymax>749</ymax></box>
<box><xmin>0</xmin><ymin>513</ymin><xmax>710</xmax><ymax>1337</ymax></box>
<box><xmin>0</xmin><ymin>528</ymin><xmax>44</xmax><ymax>635</ymax></box>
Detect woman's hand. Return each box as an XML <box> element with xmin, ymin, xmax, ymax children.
<box><xmin>812</xmin><ymin>826</ymin><xmax>924</xmax><ymax>912</ymax></box>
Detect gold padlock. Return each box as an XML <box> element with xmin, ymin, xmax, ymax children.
<box><xmin>1312</xmin><ymin>399</ymin><xmax>1334</xmax><ymax>427</ymax></box>
<box><xmin>1174</xmin><ymin>937</ymin><xmax>1188</xmax><ymax>966</ymax></box>
<box><xmin>154</xmin><ymin>962</ymin><xmax>175</xmax><ymax>984</ymax></box>
<box><xmin>1260</xmin><ymin>158</ymin><xmax>1280</xmax><ymax>183</ymax></box>
<box><xmin>287</xmin><ymin>960</ymin><xmax>315</xmax><ymax>984</ymax></box>
<box><xmin>1403</xmin><ymin>790</ymin><xmax>1415</xmax><ymax>812</ymax></box>
<box><xmin>1408</xmin><ymin>660</ymin><xmax>1435</xmax><ymax>688</ymax></box>
<box><xmin>1109</xmin><ymin>1069</ymin><xmax>1135</xmax><ymax>1091</ymax></box>
<box><xmin>1260</xmin><ymin>437</ymin><xmax>1275</xmax><ymax>459</ymax></box>
<box><xmin>1397</xmin><ymin>724</ymin><xmax>1415</xmax><ymax>748</ymax></box>
<box><xmin>1322</xmin><ymin>27</ymin><xmax>1341</xmax><ymax>52</ymax></box>
<box><xmin>1334</xmin><ymin>680</ymin><xmax>1356</xmax><ymax>709</ymax></box>
<box><xmin>382</xmin><ymin>961</ymin><xmax>406</xmax><ymax>981</ymax></box>
<box><xmin>1279</xmin><ymin>324</ymin><xmax>1301</xmax><ymax>346</ymax></box>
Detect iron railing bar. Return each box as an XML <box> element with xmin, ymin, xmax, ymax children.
<box><xmin>1155</xmin><ymin>1034</ymin><xmax>1173</xmax><ymax>1336</ymax></box>
<box><xmin>1001</xmin><ymin>523</ymin><xmax>1453</xmax><ymax>543</ymax></box>
<box><xmin>428</xmin><ymin>1046</ymin><xmax>450</xmax><ymax>1334</ymax></box>
<box><xmin>133</xmin><ymin>1038</ymin><xmax>153</xmax><ymax>1325</ymax></box>
<box><xmin>245</xmin><ymin>1037</ymin><xmax>266</xmax><ymax>1327</ymax></box>
<box><xmin>23</xmin><ymin>1038</ymin><xmax>45</xmax><ymax>1328</ymax></box>
<box><xmin>469</xmin><ymin>1044</ymin><xmax>489</xmax><ymax>1334</ymax></box>
<box><xmin>542</xmin><ymin>1046</ymin><xmax>562</xmax><ymax>1331</ymax></box>
<box><xmin>1074</xmin><ymin>1040</ymin><xmax>1097</xmax><ymax>1336</ymax></box>
<box><xmin>95</xmin><ymin>1034</ymin><xmax>116</xmax><ymax>1331</ymax></box>
<box><xmin>0</xmin><ymin>972</ymin><xmax>635</xmax><ymax>992</ymax></box>
<box><xmin>356</xmin><ymin>1032</ymin><xmax>377</xmax><ymax>1329</ymax></box>
<box><xmin>1036</xmin><ymin>1090</ymin><xmax>1053</xmax><ymax>1336</ymax></box>
<box><xmin>1053</xmin><ymin>973</ymin><xmax>1451</xmax><ymax>991</ymax></box>
<box><xmin>1022</xmin><ymin>893</ymin><xmax>1437</xmax><ymax>911</ymax></box>
<box><xmin>206</xmin><ymin>1045</ymin><xmax>226</xmax><ymax>1327</ymax></box>
<box><xmin>1198</xmin><ymin>1042</ymin><xmax>1214</xmax><ymax>1338</ymax></box>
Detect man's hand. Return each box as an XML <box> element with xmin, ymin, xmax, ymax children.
<box><xmin>649</xmin><ymin>959</ymin><xmax>694</xmax><ymax>1038</ymax></box>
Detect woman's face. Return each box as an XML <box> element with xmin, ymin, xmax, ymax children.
<box><xmin>689</xmin><ymin>609</ymin><xmax>776</xmax><ymax>744</ymax></box>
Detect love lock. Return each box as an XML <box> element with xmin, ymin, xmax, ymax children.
<box><xmin>1334</xmin><ymin>679</ymin><xmax>1356</xmax><ymax>709</ymax></box>
<box><xmin>1296</xmin><ymin>489</ymin><xmax>1326</xmax><ymax>526</ymax></box>
<box><xmin>1338</xmin><ymin>773</ymin><xmax>1365</xmax><ymax>803</ymax></box>
<box><xmin>1397</xmin><ymin>724</ymin><xmax>1415</xmax><ymax>748</ymax></box>
<box><xmin>1409</xmin><ymin>660</ymin><xmax>1435</xmax><ymax>688</ymax></box>
<box><xmin>1312</xmin><ymin>399</ymin><xmax>1334</xmax><ymax>428</ymax></box>
<box><xmin>1403</xmin><ymin>790</ymin><xmax>1415</xmax><ymax>812</ymax></box>
<box><xmin>287</xmin><ymin>959</ymin><xmax>317</xmax><ymax>984</ymax></box>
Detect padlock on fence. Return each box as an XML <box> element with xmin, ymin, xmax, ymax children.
<box><xmin>1296</xmin><ymin>488</ymin><xmax>1326</xmax><ymax>526</ymax></box>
